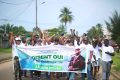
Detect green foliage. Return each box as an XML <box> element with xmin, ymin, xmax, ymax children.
<box><xmin>113</xmin><ymin>52</ymin><xmax>120</xmax><ymax>71</ymax></box>
<box><xmin>0</xmin><ymin>23</ymin><xmax>13</xmax><ymax>34</ymax></box>
<box><xmin>58</xmin><ymin>24</ymin><xmax>67</xmax><ymax>34</ymax></box>
<box><xmin>47</xmin><ymin>28</ymin><xmax>59</xmax><ymax>36</ymax></box>
<box><xmin>0</xmin><ymin>23</ymin><xmax>27</xmax><ymax>35</ymax></box>
<box><xmin>32</xmin><ymin>27</ymin><xmax>43</xmax><ymax>38</ymax></box>
<box><xmin>105</xmin><ymin>11</ymin><xmax>120</xmax><ymax>44</ymax></box>
<box><xmin>47</xmin><ymin>25</ymin><xmax>66</xmax><ymax>36</ymax></box>
<box><xmin>87</xmin><ymin>23</ymin><xmax>103</xmax><ymax>39</ymax></box>
<box><xmin>0</xmin><ymin>48</ymin><xmax>12</xmax><ymax>54</ymax></box>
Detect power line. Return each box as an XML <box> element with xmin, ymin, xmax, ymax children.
<box><xmin>0</xmin><ymin>0</ymin><xmax>47</xmax><ymax>25</ymax></box>
<box><xmin>0</xmin><ymin>19</ymin><xmax>35</xmax><ymax>24</ymax></box>
<box><xmin>0</xmin><ymin>18</ymin><xmax>57</xmax><ymax>25</ymax></box>
<box><xmin>0</xmin><ymin>0</ymin><xmax>34</xmax><ymax>24</ymax></box>
<box><xmin>11</xmin><ymin>0</ymin><xmax>34</xmax><ymax>20</ymax></box>
<box><xmin>0</xmin><ymin>0</ymin><xmax>33</xmax><ymax>5</ymax></box>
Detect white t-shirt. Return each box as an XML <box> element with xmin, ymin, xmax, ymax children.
<box><xmin>101</xmin><ymin>45</ymin><xmax>114</xmax><ymax>61</ymax></box>
<box><xmin>79</xmin><ymin>43</ymin><xmax>94</xmax><ymax>62</ymax></box>
<box><xmin>12</xmin><ymin>41</ymin><xmax>24</xmax><ymax>58</ymax></box>
<box><xmin>74</xmin><ymin>40</ymin><xmax>78</xmax><ymax>47</ymax></box>
<box><xmin>93</xmin><ymin>46</ymin><xmax>101</xmax><ymax>60</ymax></box>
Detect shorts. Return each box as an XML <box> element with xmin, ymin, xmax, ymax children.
<box><xmin>92</xmin><ymin>58</ymin><xmax>100</xmax><ymax>66</ymax></box>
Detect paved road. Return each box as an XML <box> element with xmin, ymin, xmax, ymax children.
<box><xmin>0</xmin><ymin>61</ymin><xmax>118</xmax><ymax>80</ymax></box>
<box><xmin>0</xmin><ymin>61</ymin><xmax>14</xmax><ymax>80</ymax></box>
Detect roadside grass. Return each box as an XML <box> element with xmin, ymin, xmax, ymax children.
<box><xmin>112</xmin><ymin>52</ymin><xmax>120</xmax><ymax>71</ymax></box>
<box><xmin>0</xmin><ymin>48</ymin><xmax>12</xmax><ymax>54</ymax></box>
<box><xmin>0</xmin><ymin>48</ymin><xmax>12</xmax><ymax>62</ymax></box>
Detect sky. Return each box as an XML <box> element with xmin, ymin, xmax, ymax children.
<box><xmin>0</xmin><ymin>0</ymin><xmax>120</xmax><ymax>35</ymax></box>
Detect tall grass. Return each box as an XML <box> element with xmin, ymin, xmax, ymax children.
<box><xmin>112</xmin><ymin>52</ymin><xmax>120</xmax><ymax>71</ymax></box>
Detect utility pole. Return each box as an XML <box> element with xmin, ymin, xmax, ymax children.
<box><xmin>35</xmin><ymin>0</ymin><xmax>45</xmax><ymax>29</ymax></box>
<box><xmin>36</xmin><ymin>0</ymin><xmax>38</xmax><ymax>28</ymax></box>
<box><xmin>35</xmin><ymin>0</ymin><xmax>45</xmax><ymax>37</ymax></box>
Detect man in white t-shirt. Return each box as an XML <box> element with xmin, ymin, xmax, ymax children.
<box><xmin>91</xmin><ymin>40</ymin><xmax>101</xmax><ymax>80</ymax></box>
<box><xmin>79</xmin><ymin>37</ymin><xmax>96</xmax><ymax>80</ymax></box>
<box><xmin>11</xmin><ymin>36</ymin><xmax>23</xmax><ymax>80</ymax></box>
<box><xmin>12</xmin><ymin>37</ymin><xmax>24</xmax><ymax>57</ymax></box>
<box><xmin>101</xmin><ymin>39</ymin><xmax>114</xmax><ymax>80</ymax></box>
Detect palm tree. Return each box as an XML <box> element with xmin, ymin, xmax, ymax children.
<box><xmin>96</xmin><ymin>23</ymin><xmax>103</xmax><ymax>37</ymax></box>
<box><xmin>0</xmin><ymin>23</ymin><xmax>13</xmax><ymax>34</ymax></box>
<box><xmin>87</xmin><ymin>26</ymin><xmax>97</xmax><ymax>39</ymax></box>
<box><xmin>59</xmin><ymin>7</ymin><xmax>73</xmax><ymax>32</ymax></box>
<box><xmin>59</xmin><ymin>24</ymin><xmax>66</xmax><ymax>34</ymax></box>
<box><xmin>105</xmin><ymin>11</ymin><xmax>120</xmax><ymax>44</ymax></box>
<box><xmin>87</xmin><ymin>23</ymin><xmax>103</xmax><ymax>40</ymax></box>
<box><xmin>105</xmin><ymin>11</ymin><xmax>120</xmax><ymax>32</ymax></box>
<box><xmin>0</xmin><ymin>23</ymin><xmax>26</xmax><ymax>35</ymax></box>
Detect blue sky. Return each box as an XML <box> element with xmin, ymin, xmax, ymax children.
<box><xmin>0</xmin><ymin>0</ymin><xmax>120</xmax><ymax>35</ymax></box>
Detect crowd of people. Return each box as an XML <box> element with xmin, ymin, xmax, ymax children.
<box><xmin>9</xmin><ymin>31</ymin><xmax>115</xmax><ymax>80</ymax></box>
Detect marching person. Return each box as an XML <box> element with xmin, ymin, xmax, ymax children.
<box><xmin>79</xmin><ymin>37</ymin><xmax>96</xmax><ymax>80</ymax></box>
<box><xmin>52</xmin><ymin>37</ymin><xmax>61</xmax><ymax>80</ymax></box>
<box><xmin>9</xmin><ymin>32</ymin><xmax>23</xmax><ymax>80</ymax></box>
<box><xmin>30</xmin><ymin>34</ymin><xmax>42</xmax><ymax>80</ymax></box>
<box><xmin>101</xmin><ymin>39</ymin><xmax>115</xmax><ymax>80</ymax></box>
<box><xmin>92</xmin><ymin>39</ymin><xmax>101</xmax><ymax>80</ymax></box>
<box><xmin>65</xmin><ymin>38</ymin><xmax>76</xmax><ymax>80</ymax></box>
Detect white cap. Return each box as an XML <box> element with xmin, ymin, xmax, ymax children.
<box><xmin>15</xmin><ymin>37</ymin><xmax>21</xmax><ymax>41</ymax></box>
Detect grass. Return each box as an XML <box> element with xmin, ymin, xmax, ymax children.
<box><xmin>0</xmin><ymin>48</ymin><xmax>12</xmax><ymax>54</ymax></box>
<box><xmin>0</xmin><ymin>48</ymin><xmax>12</xmax><ymax>62</ymax></box>
<box><xmin>112</xmin><ymin>52</ymin><xmax>120</xmax><ymax>71</ymax></box>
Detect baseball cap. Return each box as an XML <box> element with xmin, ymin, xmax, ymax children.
<box><xmin>15</xmin><ymin>37</ymin><xmax>21</xmax><ymax>41</ymax></box>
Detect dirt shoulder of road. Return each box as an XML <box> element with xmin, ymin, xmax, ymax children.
<box><xmin>0</xmin><ymin>53</ymin><xmax>12</xmax><ymax>63</ymax></box>
<box><xmin>111</xmin><ymin>67</ymin><xmax>120</xmax><ymax>80</ymax></box>
<box><xmin>111</xmin><ymin>71</ymin><xmax>120</xmax><ymax>80</ymax></box>
<box><xmin>0</xmin><ymin>48</ymin><xmax>12</xmax><ymax>63</ymax></box>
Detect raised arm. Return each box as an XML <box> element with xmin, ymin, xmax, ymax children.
<box><xmin>9</xmin><ymin>32</ymin><xmax>15</xmax><ymax>46</ymax></box>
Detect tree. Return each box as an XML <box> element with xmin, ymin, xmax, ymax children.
<box><xmin>17</xmin><ymin>26</ymin><xmax>26</xmax><ymax>35</ymax></box>
<box><xmin>105</xmin><ymin>11</ymin><xmax>120</xmax><ymax>44</ymax></box>
<box><xmin>96</xmin><ymin>23</ymin><xmax>103</xmax><ymax>37</ymax></box>
<box><xmin>33</xmin><ymin>27</ymin><xmax>43</xmax><ymax>38</ymax></box>
<box><xmin>47</xmin><ymin>25</ymin><xmax>67</xmax><ymax>37</ymax></box>
<box><xmin>87</xmin><ymin>24</ymin><xmax>103</xmax><ymax>40</ymax></box>
<box><xmin>58</xmin><ymin>24</ymin><xmax>67</xmax><ymax>35</ymax></box>
<box><xmin>87</xmin><ymin>26</ymin><xmax>96</xmax><ymax>39</ymax></box>
<box><xmin>12</xmin><ymin>26</ymin><xmax>26</xmax><ymax>35</ymax></box>
<box><xmin>0</xmin><ymin>23</ymin><xmax>28</xmax><ymax>48</ymax></box>
<box><xmin>0</xmin><ymin>23</ymin><xmax>13</xmax><ymax>34</ymax></box>
<box><xmin>0</xmin><ymin>23</ymin><xmax>27</xmax><ymax>35</ymax></box>
<box><xmin>47</xmin><ymin>28</ymin><xmax>59</xmax><ymax>36</ymax></box>
<box><xmin>59</xmin><ymin>7</ymin><xmax>73</xmax><ymax>32</ymax></box>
